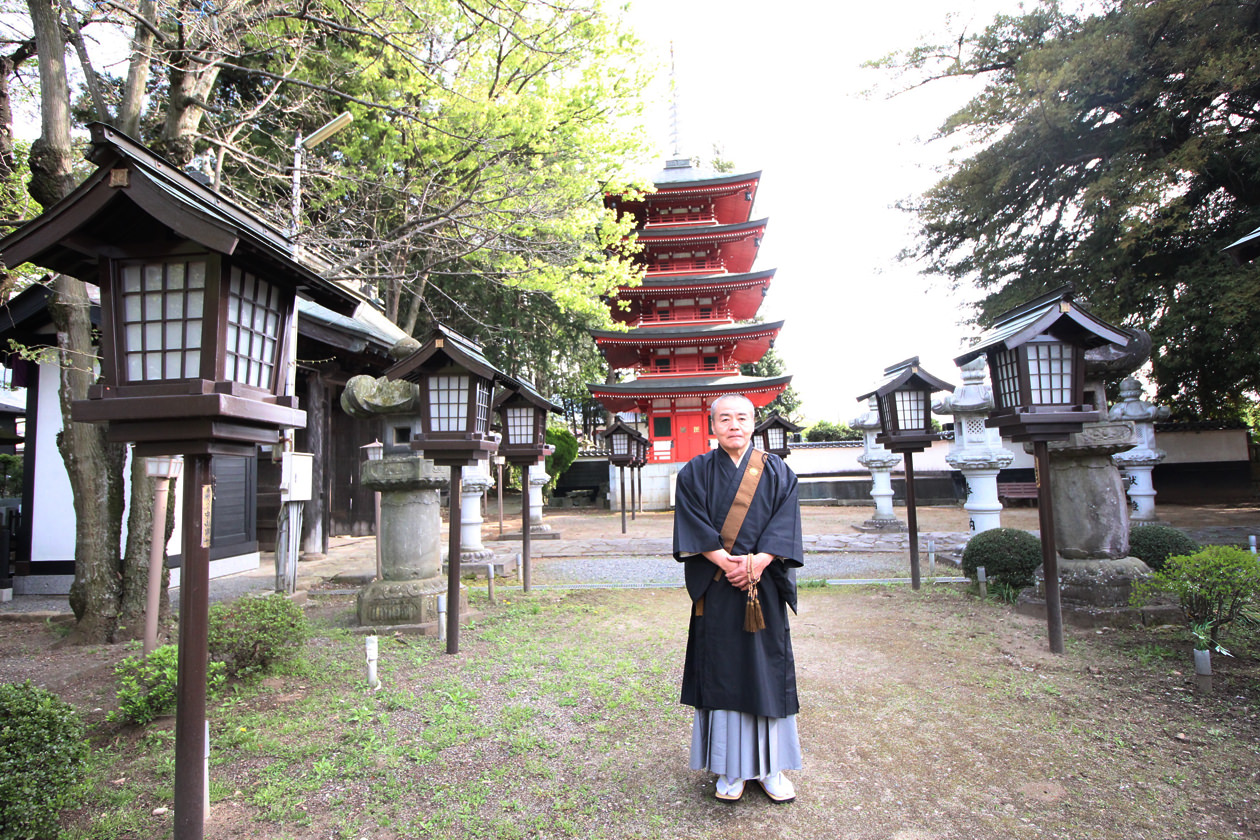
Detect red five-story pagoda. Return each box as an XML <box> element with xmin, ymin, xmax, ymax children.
<box><xmin>589</xmin><ymin>156</ymin><xmax>791</xmax><ymax>505</ymax></box>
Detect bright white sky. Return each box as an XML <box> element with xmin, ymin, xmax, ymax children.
<box><xmin>621</xmin><ymin>0</ymin><xmax>1032</xmax><ymax>424</ymax></box>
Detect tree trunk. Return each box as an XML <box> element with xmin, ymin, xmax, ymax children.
<box><xmin>117</xmin><ymin>0</ymin><xmax>158</xmax><ymax>137</ymax></box>
<box><xmin>50</xmin><ymin>275</ymin><xmax>127</xmax><ymax>644</ymax></box>
<box><xmin>25</xmin><ymin>0</ymin><xmax>76</xmax><ymax>208</ymax></box>
<box><xmin>116</xmin><ymin>454</ymin><xmax>155</xmax><ymax>641</ymax></box>
<box><xmin>301</xmin><ymin>370</ymin><xmax>328</xmax><ymax>556</ymax></box>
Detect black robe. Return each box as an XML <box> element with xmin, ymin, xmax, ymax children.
<box><xmin>673</xmin><ymin>446</ymin><xmax>804</xmax><ymax>719</ymax></box>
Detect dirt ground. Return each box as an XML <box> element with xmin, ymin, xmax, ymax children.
<box><xmin>15</xmin><ymin>585</ymin><xmax>1260</xmax><ymax>840</ymax></box>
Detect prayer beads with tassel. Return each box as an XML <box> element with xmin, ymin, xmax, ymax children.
<box><xmin>744</xmin><ymin>554</ymin><xmax>765</xmax><ymax>633</ymax></box>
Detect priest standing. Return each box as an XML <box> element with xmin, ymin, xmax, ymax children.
<box><xmin>672</xmin><ymin>393</ymin><xmax>804</xmax><ymax>803</ymax></box>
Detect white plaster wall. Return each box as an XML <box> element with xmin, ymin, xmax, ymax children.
<box><xmin>1157</xmin><ymin>428</ymin><xmax>1250</xmax><ymax>464</ymax></box>
<box><xmin>30</xmin><ymin>362</ymin><xmax>77</xmax><ymax>565</ymax></box>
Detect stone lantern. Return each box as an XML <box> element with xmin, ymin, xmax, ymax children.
<box><xmin>852</xmin><ymin>397</ymin><xmax>904</xmax><ymax>531</ymax></box>
<box><xmin>933</xmin><ymin>357</ymin><xmax>1015</xmax><ymax>533</ymax></box>
<box><xmin>1109</xmin><ymin>377</ymin><xmax>1169</xmax><ymax>522</ymax></box>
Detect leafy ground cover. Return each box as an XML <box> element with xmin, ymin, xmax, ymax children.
<box><xmin>8</xmin><ymin>584</ymin><xmax>1259</xmax><ymax>839</ymax></box>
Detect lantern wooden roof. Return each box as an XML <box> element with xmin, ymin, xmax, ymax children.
<box><xmin>0</xmin><ymin>123</ymin><xmax>360</xmax><ymax>317</ymax></box>
<box><xmin>954</xmin><ymin>287</ymin><xmax>1130</xmax><ymax>367</ymax></box>
<box><xmin>492</xmin><ymin>377</ymin><xmax>560</xmax><ymax>414</ymax></box>
<box><xmin>385</xmin><ymin>323</ymin><xmax>508</xmax><ymax>385</ymax></box>
<box><xmin>754</xmin><ymin>413</ymin><xmax>803</xmax><ymax>435</ymax></box>
<box><xmin>857</xmin><ymin>357</ymin><xmax>955</xmax><ymax>402</ymax></box>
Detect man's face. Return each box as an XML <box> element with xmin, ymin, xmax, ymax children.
<box><xmin>712</xmin><ymin>399</ymin><xmax>754</xmax><ymax>456</ymax></box>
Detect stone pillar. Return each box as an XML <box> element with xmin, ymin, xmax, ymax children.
<box><xmin>1109</xmin><ymin>377</ymin><xmax>1169</xmax><ymax>523</ymax></box>
<box><xmin>934</xmin><ymin>357</ymin><xmax>1014</xmax><ymax>533</ymax></box>
<box><xmin>528</xmin><ymin>461</ymin><xmax>552</xmax><ymax>534</ymax></box>
<box><xmin>356</xmin><ymin>454</ymin><xmax>457</xmax><ymax>626</ymax></box>
<box><xmin>853</xmin><ymin>397</ymin><xmax>904</xmax><ymax>532</ymax></box>
<box><xmin>459</xmin><ymin>459</ymin><xmax>494</xmax><ymax>561</ymax></box>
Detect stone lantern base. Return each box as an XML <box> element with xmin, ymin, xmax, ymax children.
<box><xmin>1015</xmin><ymin>556</ymin><xmax>1180</xmax><ymax>628</ymax></box>
<box><xmin>356</xmin><ymin>576</ymin><xmax>468</xmax><ymax>630</ymax></box>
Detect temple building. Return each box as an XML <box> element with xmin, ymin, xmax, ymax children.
<box><xmin>588</xmin><ymin>156</ymin><xmax>791</xmax><ymax>503</ymax></box>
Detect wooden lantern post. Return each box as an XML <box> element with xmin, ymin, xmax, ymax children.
<box><xmin>494</xmin><ymin>382</ymin><xmax>559</xmax><ymax>594</ymax></box>
<box><xmin>859</xmin><ymin>358</ymin><xmax>955</xmax><ymax>591</ymax></box>
<box><xmin>955</xmin><ymin>287</ymin><xmax>1131</xmax><ymax>654</ymax></box>
<box><xmin>385</xmin><ymin>325</ymin><xmax>505</xmax><ymax>654</ymax></box>
<box><xmin>602</xmin><ymin>420</ymin><xmax>636</xmax><ymax>534</ymax></box>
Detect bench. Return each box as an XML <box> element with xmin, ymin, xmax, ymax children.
<box><xmin>997</xmin><ymin>482</ymin><xmax>1039</xmax><ymax>505</ymax></box>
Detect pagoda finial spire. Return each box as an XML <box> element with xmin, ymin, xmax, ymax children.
<box><xmin>669</xmin><ymin>41</ymin><xmax>683</xmax><ymax>158</ymax></box>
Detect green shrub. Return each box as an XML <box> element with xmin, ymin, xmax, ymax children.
<box><xmin>804</xmin><ymin>420</ymin><xmax>861</xmax><ymax>442</ymax></box>
<box><xmin>1128</xmin><ymin>524</ymin><xmax>1199</xmax><ymax>572</ymax></box>
<box><xmin>0</xmin><ymin>681</ymin><xmax>87</xmax><ymax>839</ymax></box>
<box><xmin>1132</xmin><ymin>545</ymin><xmax>1260</xmax><ymax>645</ymax></box>
<box><xmin>961</xmin><ymin>527</ymin><xmax>1043</xmax><ymax>589</ymax></box>
<box><xmin>208</xmin><ymin>594</ymin><xmax>309</xmax><ymax>679</ymax></box>
<box><xmin>109</xmin><ymin>644</ymin><xmax>226</xmax><ymax>726</ymax></box>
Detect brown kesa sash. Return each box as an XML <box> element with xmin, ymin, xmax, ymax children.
<box><xmin>695</xmin><ymin>448</ymin><xmax>767</xmax><ymax>620</ymax></box>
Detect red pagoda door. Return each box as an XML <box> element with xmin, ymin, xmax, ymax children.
<box><xmin>674</xmin><ymin>411</ymin><xmax>709</xmax><ymax>463</ymax></box>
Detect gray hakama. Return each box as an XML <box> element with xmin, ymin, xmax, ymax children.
<box><xmin>690</xmin><ymin>709</ymin><xmax>802</xmax><ymax>781</ymax></box>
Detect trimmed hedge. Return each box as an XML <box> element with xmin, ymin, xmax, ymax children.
<box><xmin>1128</xmin><ymin>524</ymin><xmax>1199</xmax><ymax>572</ymax></box>
<box><xmin>961</xmin><ymin>527</ymin><xmax>1043</xmax><ymax>589</ymax></box>
<box><xmin>0</xmin><ymin>682</ymin><xmax>87</xmax><ymax>839</ymax></box>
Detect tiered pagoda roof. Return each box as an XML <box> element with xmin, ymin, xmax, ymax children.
<box><xmin>588</xmin><ymin>157</ymin><xmax>791</xmax><ymax>462</ymax></box>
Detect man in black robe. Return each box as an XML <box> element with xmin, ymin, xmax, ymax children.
<box><xmin>673</xmin><ymin>393</ymin><xmax>804</xmax><ymax>803</ymax></box>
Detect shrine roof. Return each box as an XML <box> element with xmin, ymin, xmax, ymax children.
<box><xmin>590</xmin><ymin>320</ymin><xmax>784</xmax><ymax>343</ymax></box>
<box><xmin>588</xmin><ymin>373</ymin><xmax>792</xmax><ymax>397</ymax></box>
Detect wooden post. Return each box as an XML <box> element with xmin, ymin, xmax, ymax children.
<box><xmin>174</xmin><ymin>454</ymin><xmax>212</xmax><ymax>840</ymax></box>
<box><xmin>904</xmin><ymin>452</ymin><xmax>921</xmax><ymax>591</ymax></box>
<box><xmin>619</xmin><ymin>466</ymin><xmax>627</xmax><ymax>534</ymax></box>
<box><xmin>521</xmin><ymin>464</ymin><xmax>532</xmax><ymax>593</ymax></box>
<box><xmin>446</xmin><ymin>466</ymin><xmax>462</xmax><ymax>655</ymax></box>
<box><xmin>1034</xmin><ymin>440</ymin><xmax>1065</xmax><ymax>654</ymax></box>
<box><xmin>630</xmin><ymin>464</ymin><xmax>637</xmax><ymax>521</ymax></box>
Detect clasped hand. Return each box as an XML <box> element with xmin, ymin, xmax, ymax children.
<box><xmin>703</xmin><ymin>550</ymin><xmax>774</xmax><ymax>591</ymax></box>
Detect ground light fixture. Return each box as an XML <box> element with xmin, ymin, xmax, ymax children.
<box><xmin>954</xmin><ymin>286</ymin><xmax>1130</xmax><ymax>654</ymax></box>
<box><xmin>858</xmin><ymin>357</ymin><xmax>955</xmax><ymax>591</ymax></box>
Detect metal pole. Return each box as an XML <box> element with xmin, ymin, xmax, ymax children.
<box><xmin>174</xmin><ymin>454</ymin><xmax>212</xmax><ymax>840</ymax></box>
<box><xmin>904</xmin><ymin>451</ymin><xmax>921</xmax><ymax>591</ymax></box>
<box><xmin>619</xmin><ymin>466</ymin><xmax>627</xmax><ymax>534</ymax></box>
<box><xmin>1034</xmin><ymin>440</ymin><xmax>1065</xmax><ymax>654</ymax></box>
<box><xmin>636</xmin><ymin>466</ymin><xmax>643</xmax><ymax>513</ymax></box>
<box><xmin>291</xmin><ymin>137</ymin><xmax>302</xmax><ymax>238</ymax></box>
<box><xmin>373</xmin><ymin>490</ymin><xmax>382</xmax><ymax>581</ymax></box>
<box><xmin>143</xmin><ymin>475</ymin><xmax>172</xmax><ymax>656</ymax></box>
<box><xmin>446</xmin><ymin>465</ymin><xmax>462</xmax><ymax>655</ymax></box>
<box><xmin>521</xmin><ymin>464</ymin><xmax>532</xmax><ymax>593</ymax></box>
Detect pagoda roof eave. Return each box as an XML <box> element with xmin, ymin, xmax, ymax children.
<box><xmin>652</xmin><ymin>169</ymin><xmax>762</xmax><ymax>189</ymax></box>
<box><xmin>588</xmin><ymin>374</ymin><xmax>792</xmax><ymax>398</ymax></box>
<box><xmin>635</xmin><ymin>218</ymin><xmax>767</xmax><ymax>242</ymax></box>
<box><xmin>620</xmin><ymin>269</ymin><xmax>775</xmax><ymax>294</ymax></box>
<box><xmin>590</xmin><ymin>320</ymin><xmax>785</xmax><ymax>343</ymax></box>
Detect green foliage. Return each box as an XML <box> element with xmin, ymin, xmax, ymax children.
<box><xmin>109</xmin><ymin>645</ymin><xmax>227</xmax><ymax>726</ymax></box>
<box><xmin>0</xmin><ymin>682</ymin><xmax>87</xmax><ymax>840</ymax></box>
<box><xmin>0</xmin><ymin>454</ymin><xmax>21</xmax><ymax>498</ymax></box>
<box><xmin>545</xmin><ymin>426</ymin><xmax>579</xmax><ymax>486</ymax></box>
<box><xmin>1133</xmin><ymin>545</ymin><xmax>1260</xmax><ymax>645</ymax></box>
<box><xmin>740</xmin><ymin>347</ymin><xmax>800</xmax><ymax>421</ymax></box>
<box><xmin>961</xmin><ymin>527</ymin><xmax>1042</xmax><ymax>589</ymax></box>
<box><xmin>208</xmin><ymin>595</ymin><xmax>309</xmax><ymax>679</ymax></box>
<box><xmin>1128</xmin><ymin>525</ymin><xmax>1199</xmax><ymax>572</ymax></box>
<box><xmin>803</xmin><ymin>420</ymin><xmax>861</xmax><ymax>442</ymax></box>
<box><xmin>883</xmin><ymin>0</ymin><xmax>1260</xmax><ymax>421</ymax></box>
